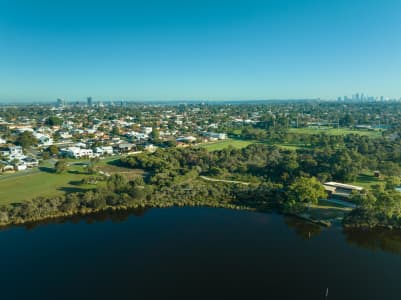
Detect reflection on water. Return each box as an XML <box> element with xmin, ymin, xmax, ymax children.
<box><xmin>0</xmin><ymin>207</ymin><xmax>150</xmax><ymax>231</ymax></box>
<box><xmin>344</xmin><ymin>228</ymin><xmax>401</xmax><ymax>256</ymax></box>
<box><xmin>284</xmin><ymin>216</ymin><xmax>323</xmax><ymax>240</ymax></box>
<box><xmin>0</xmin><ymin>207</ymin><xmax>400</xmax><ymax>300</ymax></box>
<box><xmin>2</xmin><ymin>206</ymin><xmax>401</xmax><ymax>258</ymax></box>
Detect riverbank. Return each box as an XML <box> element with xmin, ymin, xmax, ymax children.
<box><xmin>0</xmin><ymin>197</ymin><xmax>344</xmax><ymax>229</ymax></box>
<box><xmin>0</xmin><ymin>199</ymin><xmax>257</xmax><ymax>228</ymax></box>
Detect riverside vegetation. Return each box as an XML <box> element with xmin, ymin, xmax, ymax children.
<box><xmin>2</xmin><ymin>101</ymin><xmax>401</xmax><ymax>228</ymax></box>
<box><xmin>1</xmin><ymin>133</ymin><xmax>401</xmax><ymax>228</ymax></box>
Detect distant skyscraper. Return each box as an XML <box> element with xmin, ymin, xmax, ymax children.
<box><xmin>56</xmin><ymin>98</ymin><xmax>64</xmax><ymax>107</ymax></box>
<box><xmin>87</xmin><ymin>97</ymin><xmax>93</xmax><ymax>106</ymax></box>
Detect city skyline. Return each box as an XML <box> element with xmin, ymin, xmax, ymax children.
<box><xmin>1</xmin><ymin>0</ymin><xmax>401</xmax><ymax>102</ymax></box>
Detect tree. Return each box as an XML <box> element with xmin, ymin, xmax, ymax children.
<box><xmin>45</xmin><ymin>116</ymin><xmax>63</xmax><ymax>126</ymax></box>
<box><xmin>164</xmin><ymin>139</ymin><xmax>177</xmax><ymax>148</ymax></box>
<box><xmin>379</xmin><ymin>162</ymin><xmax>401</xmax><ymax>176</ymax></box>
<box><xmin>286</xmin><ymin>177</ymin><xmax>327</xmax><ymax>211</ymax></box>
<box><xmin>55</xmin><ymin>160</ymin><xmax>68</xmax><ymax>174</ymax></box>
<box><xmin>86</xmin><ymin>157</ymin><xmax>99</xmax><ymax>174</ymax></box>
<box><xmin>150</xmin><ymin>127</ymin><xmax>161</xmax><ymax>143</ymax></box>
<box><xmin>111</xmin><ymin>126</ymin><xmax>120</xmax><ymax>136</ymax></box>
<box><xmin>349</xmin><ymin>190</ymin><xmax>376</xmax><ymax>208</ymax></box>
<box><xmin>42</xmin><ymin>152</ymin><xmax>50</xmax><ymax>160</ymax></box>
<box><xmin>16</xmin><ymin>131</ymin><xmax>37</xmax><ymax>149</ymax></box>
<box><xmin>385</xmin><ymin>176</ymin><xmax>401</xmax><ymax>190</ymax></box>
<box><xmin>48</xmin><ymin>145</ymin><xmax>59</xmax><ymax>156</ymax></box>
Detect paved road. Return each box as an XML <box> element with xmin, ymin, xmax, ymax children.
<box><xmin>200</xmin><ymin>176</ymin><xmax>250</xmax><ymax>185</ymax></box>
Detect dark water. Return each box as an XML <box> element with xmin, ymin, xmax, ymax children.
<box><xmin>1</xmin><ymin>207</ymin><xmax>401</xmax><ymax>300</ymax></box>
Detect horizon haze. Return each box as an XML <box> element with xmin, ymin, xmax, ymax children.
<box><xmin>1</xmin><ymin>0</ymin><xmax>401</xmax><ymax>102</ymax></box>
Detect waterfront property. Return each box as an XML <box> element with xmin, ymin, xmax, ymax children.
<box><xmin>323</xmin><ymin>181</ymin><xmax>364</xmax><ymax>198</ymax></box>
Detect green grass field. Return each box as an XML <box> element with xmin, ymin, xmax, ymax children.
<box><xmin>350</xmin><ymin>172</ymin><xmax>383</xmax><ymax>189</ymax></box>
<box><xmin>273</xmin><ymin>143</ymin><xmax>306</xmax><ymax>150</ymax></box>
<box><xmin>199</xmin><ymin>139</ymin><xmax>255</xmax><ymax>151</ymax></box>
<box><xmin>0</xmin><ymin>164</ymin><xmax>93</xmax><ymax>205</ymax></box>
<box><xmin>289</xmin><ymin>127</ymin><xmax>383</xmax><ymax>138</ymax></box>
<box><xmin>0</xmin><ymin>156</ymin><xmax>146</xmax><ymax>205</ymax></box>
<box><xmin>199</xmin><ymin>139</ymin><xmax>305</xmax><ymax>152</ymax></box>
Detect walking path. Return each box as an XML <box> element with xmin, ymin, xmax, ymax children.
<box><xmin>200</xmin><ymin>176</ymin><xmax>250</xmax><ymax>185</ymax></box>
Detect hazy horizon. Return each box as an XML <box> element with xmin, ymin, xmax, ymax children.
<box><xmin>1</xmin><ymin>0</ymin><xmax>401</xmax><ymax>102</ymax></box>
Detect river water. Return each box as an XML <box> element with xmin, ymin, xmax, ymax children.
<box><xmin>0</xmin><ymin>207</ymin><xmax>400</xmax><ymax>300</ymax></box>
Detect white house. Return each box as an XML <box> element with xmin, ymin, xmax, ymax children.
<box><xmin>59</xmin><ymin>132</ymin><xmax>72</xmax><ymax>139</ymax></box>
<box><xmin>15</xmin><ymin>163</ymin><xmax>27</xmax><ymax>171</ymax></box>
<box><xmin>61</xmin><ymin>147</ymin><xmax>94</xmax><ymax>159</ymax></box>
<box><xmin>8</xmin><ymin>146</ymin><xmax>26</xmax><ymax>161</ymax></box>
<box><xmin>34</xmin><ymin>133</ymin><xmax>54</xmax><ymax>146</ymax></box>
<box><xmin>75</xmin><ymin>142</ymin><xmax>87</xmax><ymax>148</ymax></box>
<box><xmin>94</xmin><ymin>146</ymin><xmax>113</xmax><ymax>155</ymax></box>
<box><xmin>142</xmin><ymin>127</ymin><xmax>153</xmax><ymax>134</ymax></box>
<box><xmin>9</xmin><ymin>146</ymin><xmax>23</xmax><ymax>156</ymax></box>
<box><xmin>0</xmin><ymin>137</ymin><xmax>6</xmax><ymax>144</ymax></box>
<box><xmin>127</xmin><ymin>131</ymin><xmax>148</xmax><ymax>140</ymax></box>
<box><xmin>22</xmin><ymin>157</ymin><xmax>39</xmax><ymax>168</ymax></box>
<box><xmin>203</xmin><ymin>132</ymin><xmax>228</xmax><ymax>140</ymax></box>
<box><xmin>176</xmin><ymin>136</ymin><xmax>197</xmax><ymax>143</ymax></box>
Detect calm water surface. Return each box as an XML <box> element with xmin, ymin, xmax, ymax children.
<box><xmin>0</xmin><ymin>207</ymin><xmax>400</xmax><ymax>300</ymax></box>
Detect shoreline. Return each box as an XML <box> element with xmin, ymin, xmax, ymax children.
<box><xmin>0</xmin><ymin>200</ymin><xmax>337</xmax><ymax>229</ymax></box>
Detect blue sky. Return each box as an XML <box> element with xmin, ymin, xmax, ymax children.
<box><xmin>1</xmin><ymin>0</ymin><xmax>401</xmax><ymax>102</ymax></box>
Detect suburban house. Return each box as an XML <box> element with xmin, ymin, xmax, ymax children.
<box><xmin>176</xmin><ymin>136</ymin><xmax>197</xmax><ymax>143</ymax></box>
<box><xmin>127</xmin><ymin>131</ymin><xmax>148</xmax><ymax>141</ymax></box>
<box><xmin>61</xmin><ymin>147</ymin><xmax>94</xmax><ymax>159</ymax></box>
<box><xmin>15</xmin><ymin>163</ymin><xmax>27</xmax><ymax>171</ymax></box>
<box><xmin>115</xmin><ymin>143</ymin><xmax>135</xmax><ymax>153</ymax></box>
<box><xmin>323</xmin><ymin>182</ymin><xmax>364</xmax><ymax>198</ymax></box>
<box><xmin>4</xmin><ymin>146</ymin><xmax>27</xmax><ymax>161</ymax></box>
<box><xmin>34</xmin><ymin>133</ymin><xmax>54</xmax><ymax>146</ymax></box>
<box><xmin>0</xmin><ymin>162</ymin><xmax>14</xmax><ymax>172</ymax></box>
<box><xmin>22</xmin><ymin>157</ymin><xmax>39</xmax><ymax>168</ymax></box>
<box><xmin>202</xmin><ymin>132</ymin><xmax>228</xmax><ymax>140</ymax></box>
<box><xmin>94</xmin><ymin>146</ymin><xmax>114</xmax><ymax>155</ymax></box>
<box><xmin>141</xmin><ymin>127</ymin><xmax>153</xmax><ymax>134</ymax></box>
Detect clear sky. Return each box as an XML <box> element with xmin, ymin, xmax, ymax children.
<box><xmin>1</xmin><ymin>0</ymin><xmax>401</xmax><ymax>102</ymax></box>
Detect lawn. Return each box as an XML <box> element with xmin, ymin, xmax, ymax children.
<box><xmin>350</xmin><ymin>172</ymin><xmax>383</xmax><ymax>189</ymax></box>
<box><xmin>97</xmin><ymin>157</ymin><xmax>145</xmax><ymax>180</ymax></box>
<box><xmin>199</xmin><ymin>139</ymin><xmax>256</xmax><ymax>151</ymax></box>
<box><xmin>199</xmin><ymin>139</ymin><xmax>305</xmax><ymax>152</ymax></box>
<box><xmin>0</xmin><ymin>165</ymin><xmax>94</xmax><ymax>205</ymax></box>
<box><xmin>0</xmin><ymin>156</ymin><xmax>148</xmax><ymax>205</ymax></box>
<box><xmin>289</xmin><ymin>127</ymin><xmax>383</xmax><ymax>138</ymax></box>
